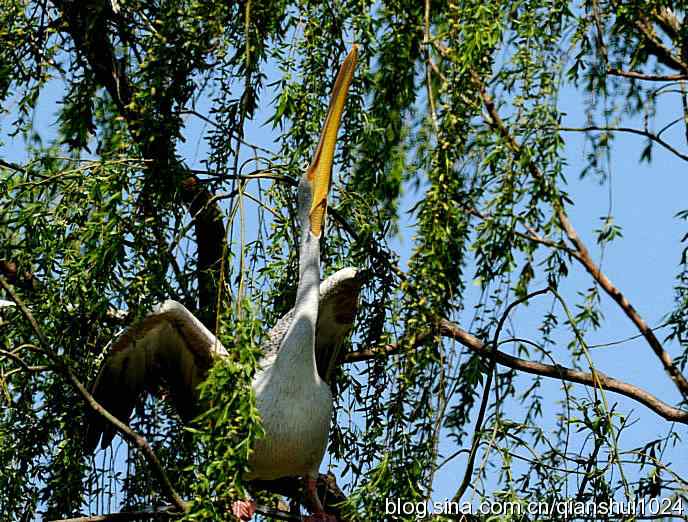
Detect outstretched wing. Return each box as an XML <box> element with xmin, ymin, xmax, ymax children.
<box><xmin>86</xmin><ymin>269</ymin><xmax>361</xmax><ymax>451</ymax></box>
<box><xmin>262</xmin><ymin>267</ymin><xmax>363</xmax><ymax>383</ymax></box>
<box><xmin>85</xmin><ymin>300</ymin><xmax>228</xmax><ymax>452</ymax></box>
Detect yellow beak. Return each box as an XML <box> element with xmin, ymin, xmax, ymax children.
<box><xmin>307</xmin><ymin>45</ymin><xmax>358</xmax><ymax>236</ymax></box>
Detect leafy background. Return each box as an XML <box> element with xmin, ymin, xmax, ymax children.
<box><xmin>0</xmin><ymin>0</ymin><xmax>687</xmax><ymax>520</ymax></box>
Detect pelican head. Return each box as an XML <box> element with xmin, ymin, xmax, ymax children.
<box><xmin>297</xmin><ymin>46</ymin><xmax>358</xmax><ymax>241</ymax></box>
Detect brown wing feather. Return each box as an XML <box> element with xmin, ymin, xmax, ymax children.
<box><xmin>85</xmin><ymin>300</ymin><xmax>227</xmax><ymax>452</ymax></box>
<box><xmin>85</xmin><ymin>268</ymin><xmax>360</xmax><ymax>451</ymax></box>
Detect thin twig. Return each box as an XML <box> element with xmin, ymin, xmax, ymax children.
<box><xmin>179</xmin><ymin>110</ymin><xmax>275</xmax><ymax>155</ymax></box>
<box><xmin>453</xmin><ymin>288</ymin><xmax>550</xmax><ymax>502</ymax></box>
<box><xmin>607</xmin><ymin>68</ymin><xmax>688</xmax><ymax>82</ymax></box>
<box><xmin>558</xmin><ymin>125</ymin><xmax>688</xmax><ymax>162</ymax></box>
<box><xmin>576</xmin><ymin>436</ymin><xmax>603</xmax><ymax>501</ymax></box>
<box><xmin>465</xmin><ymin>204</ymin><xmax>575</xmax><ymax>254</ymax></box>
<box><xmin>0</xmin><ymin>346</ymin><xmax>49</xmax><ymax>374</ymax></box>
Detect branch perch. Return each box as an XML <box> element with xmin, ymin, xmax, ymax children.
<box><xmin>48</xmin><ymin>511</ymin><xmax>173</xmax><ymax>522</ymax></box>
<box><xmin>47</xmin><ymin>473</ymin><xmax>349</xmax><ymax>522</ymax></box>
<box><xmin>47</xmin><ymin>503</ymin><xmax>299</xmax><ymax>522</ymax></box>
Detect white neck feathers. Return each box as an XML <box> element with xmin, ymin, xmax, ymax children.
<box><xmin>273</xmin><ymin>229</ymin><xmax>321</xmax><ymax>373</ymax></box>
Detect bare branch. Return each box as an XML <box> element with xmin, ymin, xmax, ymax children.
<box><xmin>607</xmin><ymin>68</ymin><xmax>688</xmax><ymax>82</ymax></box>
<box><xmin>558</xmin><ymin>125</ymin><xmax>688</xmax><ymax>162</ymax></box>
<box><xmin>345</xmin><ymin>318</ymin><xmax>688</xmax><ymax>424</ymax></box>
<box><xmin>0</xmin><ymin>275</ymin><xmax>188</xmax><ymax>512</ymax></box>
<box><xmin>190</xmin><ymin>168</ymin><xmax>294</xmax><ymax>185</ymax></box>
<box><xmin>442</xmin><ymin>319</ymin><xmax>688</xmax><ymax>424</ymax></box>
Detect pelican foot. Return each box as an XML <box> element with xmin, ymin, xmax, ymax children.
<box><xmin>231</xmin><ymin>499</ymin><xmax>256</xmax><ymax>521</ymax></box>
<box><xmin>304</xmin><ymin>514</ymin><xmax>337</xmax><ymax>522</ymax></box>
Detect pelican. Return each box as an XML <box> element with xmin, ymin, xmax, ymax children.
<box><xmin>85</xmin><ymin>47</ymin><xmax>360</xmax><ymax>522</ymax></box>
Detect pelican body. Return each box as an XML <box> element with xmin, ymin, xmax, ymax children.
<box><xmin>85</xmin><ymin>47</ymin><xmax>360</xmax><ymax>522</ymax></box>
<box><xmin>250</xmin><ymin>223</ymin><xmax>331</xmax><ymax>481</ymax></box>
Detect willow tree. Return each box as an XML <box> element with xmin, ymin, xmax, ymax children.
<box><xmin>1</xmin><ymin>0</ymin><xmax>688</xmax><ymax>520</ymax></box>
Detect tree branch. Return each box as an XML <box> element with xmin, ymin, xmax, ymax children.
<box><xmin>558</xmin><ymin>125</ymin><xmax>688</xmax><ymax>162</ymax></box>
<box><xmin>50</xmin><ymin>0</ymin><xmax>227</xmax><ymax>327</ymax></box>
<box><xmin>251</xmin><ymin>472</ymin><xmax>348</xmax><ymax>521</ymax></box>
<box><xmin>477</xmin><ymin>81</ymin><xmax>688</xmax><ymax>399</ymax></box>
<box><xmin>441</xmin><ymin>319</ymin><xmax>688</xmax><ymax>423</ymax></box>
<box><xmin>47</xmin><ymin>511</ymin><xmax>173</xmax><ymax>522</ymax></box>
<box><xmin>0</xmin><ymin>157</ymin><xmax>27</xmax><ymax>172</ymax></box>
<box><xmin>464</xmin><ymin>204</ymin><xmax>575</xmax><ymax>255</ymax></box>
<box><xmin>47</xmin><ymin>473</ymin><xmax>348</xmax><ymax>522</ymax></box>
<box><xmin>0</xmin><ymin>260</ymin><xmax>40</xmax><ymax>293</ymax></box>
<box><xmin>607</xmin><ymin>68</ymin><xmax>688</xmax><ymax>82</ymax></box>
<box><xmin>651</xmin><ymin>7</ymin><xmax>681</xmax><ymax>40</ymax></box>
<box><xmin>454</xmin><ymin>288</ymin><xmax>550</xmax><ymax>502</ymax></box>
<box><xmin>344</xmin><ymin>332</ymin><xmax>430</xmax><ymax>363</ymax></box>
<box><xmin>179</xmin><ymin>177</ymin><xmax>226</xmax><ymax>326</ymax></box>
<box><xmin>345</xmin><ymin>318</ymin><xmax>688</xmax><ymax>424</ymax></box>
<box><xmin>47</xmin><ymin>503</ymin><xmax>299</xmax><ymax>522</ymax></box>
<box><xmin>0</xmin><ymin>275</ymin><xmax>188</xmax><ymax>512</ymax></box>
<box><xmin>633</xmin><ymin>17</ymin><xmax>688</xmax><ymax>73</ymax></box>
<box><xmin>0</xmin><ymin>346</ymin><xmax>49</xmax><ymax>374</ymax></box>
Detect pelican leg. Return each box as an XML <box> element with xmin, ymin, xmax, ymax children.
<box><xmin>231</xmin><ymin>499</ymin><xmax>256</xmax><ymax>521</ymax></box>
<box><xmin>304</xmin><ymin>477</ymin><xmax>337</xmax><ymax>522</ymax></box>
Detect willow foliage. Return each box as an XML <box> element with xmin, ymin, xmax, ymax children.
<box><xmin>1</xmin><ymin>0</ymin><xmax>687</xmax><ymax>520</ymax></box>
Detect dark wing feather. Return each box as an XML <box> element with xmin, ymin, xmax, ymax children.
<box><xmin>85</xmin><ymin>300</ymin><xmax>228</xmax><ymax>452</ymax></box>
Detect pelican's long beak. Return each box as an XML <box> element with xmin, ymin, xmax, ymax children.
<box><xmin>307</xmin><ymin>45</ymin><xmax>358</xmax><ymax>236</ymax></box>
